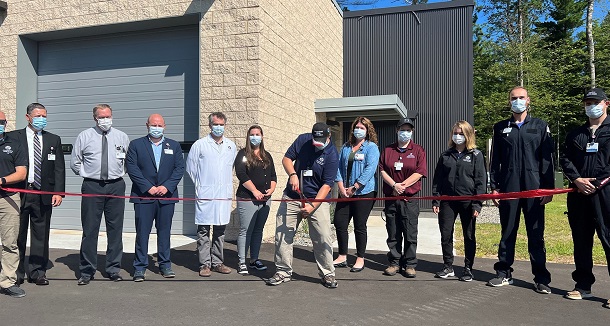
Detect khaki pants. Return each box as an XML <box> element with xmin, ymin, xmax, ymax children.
<box><xmin>0</xmin><ymin>193</ymin><xmax>21</xmax><ymax>288</ymax></box>
<box><xmin>274</xmin><ymin>198</ymin><xmax>334</xmax><ymax>277</ymax></box>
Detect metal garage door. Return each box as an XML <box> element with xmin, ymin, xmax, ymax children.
<box><xmin>37</xmin><ymin>26</ymin><xmax>199</xmax><ymax>234</ymax></box>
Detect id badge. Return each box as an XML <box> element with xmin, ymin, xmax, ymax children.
<box><xmin>586</xmin><ymin>142</ymin><xmax>599</xmax><ymax>153</ymax></box>
<box><xmin>502</xmin><ymin>127</ymin><xmax>512</xmax><ymax>134</ymax></box>
<box><xmin>164</xmin><ymin>149</ymin><xmax>174</xmax><ymax>155</ymax></box>
<box><xmin>116</xmin><ymin>151</ymin><xmax>126</xmax><ymax>159</ymax></box>
<box><xmin>354</xmin><ymin>153</ymin><xmax>365</xmax><ymax>161</ymax></box>
<box><xmin>303</xmin><ymin>170</ymin><xmax>313</xmax><ymax>177</ymax></box>
<box><xmin>394</xmin><ymin>161</ymin><xmax>403</xmax><ymax>171</ymax></box>
<box><xmin>47</xmin><ymin>154</ymin><xmax>56</xmax><ymax>161</ymax></box>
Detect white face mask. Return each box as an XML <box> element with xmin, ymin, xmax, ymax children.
<box><xmin>511</xmin><ymin>98</ymin><xmax>527</xmax><ymax>113</ymax></box>
<box><xmin>97</xmin><ymin>118</ymin><xmax>112</xmax><ymax>132</ymax></box>
<box><xmin>398</xmin><ymin>130</ymin><xmax>412</xmax><ymax>143</ymax></box>
<box><xmin>452</xmin><ymin>134</ymin><xmax>465</xmax><ymax>145</ymax></box>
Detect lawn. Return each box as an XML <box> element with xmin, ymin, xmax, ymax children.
<box><xmin>455</xmin><ymin>194</ymin><xmax>607</xmax><ymax>265</ymax></box>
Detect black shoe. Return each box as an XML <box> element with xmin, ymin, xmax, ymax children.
<box><xmin>350</xmin><ymin>265</ymin><xmax>365</xmax><ymax>273</ymax></box>
<box><xmin>459</xmin><ymin>268</ymin><xmax>474</xmax><ymax>282</ymax></box>
<box><xmin>35</xmin><ymin>275</ymin><xmax>49</xmax><ymax>286</ymax></box>
<box><xmin>333</xmin><ymin>260</ymin><xmax>348</xmax><ymax>268</ymax></box>
<box><xmin>108</xmin><ymin>273</ymin><xmax>123</xmax><ymax>282</ymax></box>
<box><xmin>321</xmin><ymin>274</ymin><xmax>338</xmax><ymax>289</ymax></box>
<box><xmin>0</xmin><ymin>285</ymin><xmax>26</xmax><ymax>298</ymax></box>
<box><xmin>77</xmin><ymin>275</ymin><xmax>93</xmax><ymax>285</ymax></box>
<box><xmin>133</xmin><ymin>270</ymin><xmax>145</xmax><ymax>282</ymax></box>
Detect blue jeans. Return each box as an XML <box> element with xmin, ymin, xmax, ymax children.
<box><xmin>237</xmin><ymin>199</ymin><xmax>271</xmax><ymax>264</ymax></box>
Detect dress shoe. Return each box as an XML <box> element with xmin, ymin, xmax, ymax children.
<box><xmin>35</xmin><ymin>275</ymin><xmax>49</xmax><ymax>286</ymax></box>
<box><xmin>333</xmin><ymin>260</ymin><xmax>348</xmax><ymax>268</ymax></box>
<box><xmin>77</xmin><ymin>275</ymin><xmax>94</xmax><ymax>285</ymax></box>
<box><xmin>211</xmin><ymin>264</ymin><xmax>232</xmax><ymax>274</ymax></box>
<box><xmin>108</xmin><ymin>273</ymin><xmax>123</xmax><ymax>282</ymax></box>
<box><xmin>350</xmin><ymin>265</ymin><xmax>365</xmax><ymax>273</ymax></box>
<box><xmin>199</xmin><ymin>266</ymin><xmax>212</xmax><ymax>277</ymax></box>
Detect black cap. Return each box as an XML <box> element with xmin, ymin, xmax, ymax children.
<box><xmin>583</xmin><ymin>88</ymin><xmax>607</xmax><ymax>101</ymax></box>
<box><xmin>312</xmin><ymin>122</ymin><xmax>330</xmax><ymax>142</ymax></box>
<box><xmin>397</xmin><ymin>118</ymin><xmax>415</xmax><ymax>128</ymax></box>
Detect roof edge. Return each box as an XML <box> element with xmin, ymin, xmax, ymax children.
<box><xmin>343</xmin><ymin>0</ymin><xmax>474</xmax><ymax>18</ymax></box>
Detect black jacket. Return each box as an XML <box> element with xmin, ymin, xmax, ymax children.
<box><xmin>431</xmin><ymin>147</ymin><xmax>487</xmax><ymax>212</ymax></box>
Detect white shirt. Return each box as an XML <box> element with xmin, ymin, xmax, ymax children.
<box><xmin>70</xmin><ymin>126</ymin><xmax>130</xmax><ymax>180</ymax></box>
<box><xmin>26</xmin><ymin>127</ymin><xmax>43</xmax><ymax>184</ymax></box>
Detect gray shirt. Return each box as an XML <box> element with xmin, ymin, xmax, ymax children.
<box><xmin>71</xmin><ymin>126</ymin><xmax>130</xmax><ymax>180</ymax></box>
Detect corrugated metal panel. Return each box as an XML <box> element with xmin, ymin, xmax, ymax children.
<box><xmin>343</xmin><ymin>1</ymin><xmax>474</xmax><ymax>208</ymax></box>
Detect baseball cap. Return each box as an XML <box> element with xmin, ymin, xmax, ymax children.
<box><xmin>583</xmin><ymin>88</ymin><xmax>607</xmax><ymax>101</ymax></box>
<box><xmin>312</xmin><ymin>122</ymin><xmax>330</xmax><ymax>142</ymax></box>
<box><xmin>397</xmin><ymin>118</ymin><xmax>415</xmax><ymax>128</ymax></box>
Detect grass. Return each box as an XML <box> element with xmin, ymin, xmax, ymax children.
<box><xmin>455</xmin><ymin>194</ymin><xmax>607</xmax><ymax>265</ymax></box>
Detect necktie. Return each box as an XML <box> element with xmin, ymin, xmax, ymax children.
<box><xmin>33</xmin><ymin>133</ymin><xmax>42</xmax><ymax>189</ymax></box>
<box><xmin>101</xmin><ymin>132</ymin><xmax>108</xmax><ymax>180</ymax></box>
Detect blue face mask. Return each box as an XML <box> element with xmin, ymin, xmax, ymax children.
<box><xmin>398</xmin><ymin>130</ymin><xmax>412</xmax><ymax>143</ymax></box>
<box><xmin>585</xmin><ymin>102</ymin><xmax>605</xmax><ymax>119</ymax></box>
<box><xmin>31</xmin><ymin>117</ymin><xmax>47</xmax><ymax>131</ymax></box>
<box><xmin>511</xmin><ymin>99</ymin><xmax>527</xmax><ymax>113</ymax></box>
<box><xmin>353</xmin><ymin>128</ymin><xmax>366</xmax><ymax>140</ymax></box>
<box><xmin>249</xmin><ymin>135</ymin><xmax>262</xmax><ymax>146</ymax></box>
<box><xmin>149</xmin><ymin>126</ymin><xmax>164</xmax><ymax>139</ymax></box>
<box><xmin>0</xmin><ymin>125</ymin><xmax>5</xmax><ymax>134</ymax></box>
<box><xmin>211</xmin><ymin>125</ymin><xmax>225</xmax><ymax>137</ymax></box>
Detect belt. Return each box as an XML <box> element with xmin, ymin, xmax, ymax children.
<box><xmin>84</xmin><ymin>177</ymin><xmax>123</xmax><ymax>184</ymax></box>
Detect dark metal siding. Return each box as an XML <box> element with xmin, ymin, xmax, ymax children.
<box><xmin>343</xmin><ymin>0</ymin><xmax>474</xmax><ymax>208</ymax></box>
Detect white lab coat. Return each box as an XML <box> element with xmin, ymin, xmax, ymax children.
<box><xmin>186</xmin><ymin>134</ymin><xmax>237</xmax><ymax>225</ymax></box>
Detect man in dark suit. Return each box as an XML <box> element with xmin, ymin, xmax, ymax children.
<box><xmin>10</xmin><ymin>103</ymin><xmax>65</xmax><ymax>286</ymax></box>
<box><xmin>126</xmin><ymin>113</ymin><xmax>184</xmax><ymax>282</ymax></box>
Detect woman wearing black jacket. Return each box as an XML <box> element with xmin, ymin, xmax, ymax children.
<box><xmin>431</xmin><ymin>120</ymin><xmax>487</xmax><ymax>281</ymax></box>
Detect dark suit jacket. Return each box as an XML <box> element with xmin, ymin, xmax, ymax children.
<box><xmin>8</xmin><ymin>128</ymin><xmax>66</xmax><ymax>205</ymax></box>
<box><xmin>126</xmin><ymin>136</ymin><xmax>185</xmax><ymax>204</ymax></box>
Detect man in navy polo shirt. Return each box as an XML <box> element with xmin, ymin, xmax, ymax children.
<box><xmin>266</xmin><ymin>122</ymin><xmax>339</xmax><ymax>288</ymax></box>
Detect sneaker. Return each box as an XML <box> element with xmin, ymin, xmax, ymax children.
<box><xmin>603</xmin><ymin>299</ymin><xmax>609</xmax><ymax>309</ymax></box>
<box><xmin>211</xmin><ymin>264</ymin><xmax>232</xmax><ymax>274</ymax></box>
<box><xmin>321</xmin><ymin>274</ymin><xmax>338</xmax><ymax>289</ymax></box>
<box><xmin>404</xmin><ymin>267</ymin><xmax>416</xmax><ymax>278</ymax></box>
<box><xmin>383</xmin><ymin>265</ymin><xmax>400</xmax><ymax>276</ymax></box>
<box><xmin>459</xmin><ymin>268</ymin><xmax>474</xmax><ymax>282</ymax></box>
<box><xmin>237</xmin><ymin>263</ymin><xmax>249</xmax><ymax>275</ymax></box>
<box><xmin>160</xmin><ymin>268</ymin><xmax>176</xmax><ymax>278</ymax></box>
<box><xmin>435</xmin><ymin>266</ymin><xmax>455</xmax><ymax>279</ymax></box>
<box><xmin>535</xmin><ymin>283</ymin><xmax>551</xmax><ymax>294</ymax></box>
<box><xmin>487</xmin><ymin>274</ymin><xmax>513</xmax><ymax>287</ymax></box>
<box><xmin>266</xmin><ymin>273</ymin><xmax>291</xmax><ymax>286</ymax></box>
<box><xmin>564</xmin><ymin>288</ymin><xmax>592</xmax><ymax>300</ymax></box>
<box><xmin>108</xmin><ymin>272</ymin><xmax>123</xmax><ymax>282</ymax></box>
<box><xmin>0</xmin><ymin>285</ymin><xmax>26</xmax><ymax>298</ymax></box>
<box><xmin>133</xmin><ymin>270</ymin><xmax>145</xmax><ymax>282</ymax></box>
<box><xmin>199</xmin><ymin>266</ymin><xmax>212</xmax><ymax>277</ymax></box>
<box><xmin>249</xmin><ymin>260</ymin><xmax>268</xmax><ymax>271</ymax></box>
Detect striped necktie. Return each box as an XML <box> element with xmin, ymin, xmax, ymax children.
<box><xmin>33</xmin><ymin>133</ymin><xmax>42</xmax><ymax>189</ymax></box>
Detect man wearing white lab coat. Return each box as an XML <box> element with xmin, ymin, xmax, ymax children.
<box><xmin>186</xmin><ymin>112</ymin><xmax>237</xmax><ymax>277</ymax></box>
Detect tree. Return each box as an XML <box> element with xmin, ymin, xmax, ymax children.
<box><xmin>586</xmin><ymin>0</ymin><xmax>596</xmax><ymax>87</ymax></box>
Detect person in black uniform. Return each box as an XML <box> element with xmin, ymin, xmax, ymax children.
<box><xmin>488</xmin><ymin>86</ymin><xmax>555</xmax><ymax>294</ymax></box>
<box><xmin>432</xmin><ymin>120</ymin><xmax>486</xmax><ymax>282</ymax></box>
<box><xmin>560</xmin><ymin>88</ymin><xmax>610</xmax><ymax>309</ymax></box>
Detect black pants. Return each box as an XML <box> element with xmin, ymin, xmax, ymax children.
<box><xmin>438</xmin><ymin>201</ymin><xmax>476</xmax><ymax>269</ymax></box>
<box><xmin>385</xmin><ymin>199</ymin><xmax>419</xmax><ymax>268</ymax></box>
<box><xmin>79</xmin><ymin>178</ymin><xmax>126</xmax><ymax>277</ymax></box>
<box><xmin>567</xmin><ymin>188</ymin><xmax>610</xmax><ymax>291</ymax></box>
<box><xmin>334</xmin><ymin>192</ymin><xmax>376</xmax><ymax>257</ymax></box>
<box><xmin>495</xmin><ymin>197</ymin><xmax>551</xmax><ymax>284</ymax></box>
<box><xmin>17</xmin><ymin>192</ymin><xmax>52</xmax><ymax>282</ymax></box>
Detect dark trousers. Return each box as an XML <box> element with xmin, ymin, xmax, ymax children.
<box><xmin>567</xmin><ymin>189</ymin><xmax>610</xmax><ymax>291</ymax></box>
<box><xmin>79</xmin><ymin>178</ymin><xmax>126</xmax><ymax>277</ymax></box>
<box><xmin>17</xmin><ymin>192</ymin><xmax>52</xmax><ymax>281</ymax></box>
<box><xmin>438</xmin><ymin>201</ymin><xmax>476</xmax><ymax>269</ymax></box>
<box><xmin>495</xmin><ymin>197</ymin><xmax>551</xmax><ymax>284</ymax></box>
<box><xmin>385</xmin><ymin>199</ymin><xmax>419</xmax><ymax>268</ymax></box>
<box><xmin>133</xmin><ymin>201</ymin><xmax>175</xmax><ymax>272</ymax></box>
<box><xmin>334</xmin><ymin>192</ymin><xmax>376</xmax><ymax>257</ymax></box>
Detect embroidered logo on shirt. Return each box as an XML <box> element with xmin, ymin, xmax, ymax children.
<box><xmin>2</xmin><ymin>145</ymin><xmax>13</xmax><ymax>155</ymax></box>
<box><xmin>316</xmin><ymin>157</ymin><xmax>325</xmax><ymax>165</ymax></box>
<box><xmin>406</xmin><ymin>153</ymin><xmax>415</xmax><ymax>159</ymax></box>
<box><xmin>463</xmin><ymin>156</ymin><xmax>472</xmax><ymax>163</ymax></box>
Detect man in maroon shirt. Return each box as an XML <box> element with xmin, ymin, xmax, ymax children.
<box><xmin>379</xmin><ymin>118</ymin><xmax>427</xmax><ymax>277</ymax></box>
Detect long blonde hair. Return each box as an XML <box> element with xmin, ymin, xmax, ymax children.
<box><xmin>448</xmin><ymin>120</ymin><xmax>476</xmax><ymax>150</ymax></box>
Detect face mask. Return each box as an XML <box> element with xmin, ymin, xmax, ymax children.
<box><xmin>585</xmin><ymin>102</ymin><xmax>605</xmax><ymax>119</ymax></box>
<box><xmin>353</xmin><ymin>128</ymin><xmax>366</xmax><ymax>140</ymax></box>
<box><xmin>398</xmin><ymin>130</ymin><xmax>412</xmax><ymax>143</ymax></box>
<box><xmin>149</xmin><ymin>126</ymin><xmax>164</xmax><ymax>139</ymax></box>
<box><xmin>211</xmin><ymin>125</ymin><xmax>224</xmax><ymax>137</ymax></box>
<box><xmin>97</xmin><ymin>118</ymin><xmax>112</xmax><ymax>132</ymax></box>
<box><xmin>452</xmin><ymin>134</ymin><xmax>465</xmax><ymax>145</ymax></box>
<box><xmin>313</xmin><ymin>139</ymin><xmax>329</xmax><ymax>151</ymax></box>
<box><xmin>0</xmin><ymin>125</ymin><xmax>4</xmax><ymax>134</ymax></box>
<box><xmin>31</xmin><ymin>117</ymin><xmax>47</xmax><ymax>131</ymax></box>
<box><xmin>511</xmin><ymin>99</ymin><xmax>527</xmax><ymax>113</ymax></box>
<box><xmin>249</xmin><ymin>135</ymin><xmax>262</xmax><ymax>146</ymax></box>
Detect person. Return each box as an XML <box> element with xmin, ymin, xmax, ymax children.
<box><xmin>266</xmin><ymin>122</ymin><xmax>339</xmax><ymax>288</ymax></box>
<box><xmin>126</xmin><ymin>114</ymin><xmax>185</xmax><ymax>282</ymax></box>
<box><xmin>431</xmin><ymin>120</ymin><xmax>486</xmax><ymax>282</ymax></box>
<box><xmin>560</xmin><ymin>87</ymin><xmax>610</xmax><ymax>308</ymax></box>
<box><xmin>379</xmin><ymin>118</ymin><xmax>427</xmax><ymax>278</ymax></box>
<box><xmin>234</xmin><ymin>125</ymin><xmax>277</xmax><ymax>275</ymax></box>
<box><xmin>71</xmin><ymin>104</ymin><xmax>130</xmax><ymax>285</ymax></box>
<box><xmin>10</xmin><ymin>103</ymin><xmax>65</xmax><ymax>287</ymax></box>
<box><xmin>488</xmin><ymin>86</ymin><xmax>554</xmax><ymax>293</ymax></box>
<box><xmin>333</xmin><ymin>117</ymin><xmax>380</xmax><ymax>272</ymax></box>
<box><xmin>186</xmin><ymin>112</ymin><xmax>236</xmax><ymax>277</ymax></box>
<box><xmin>0</xmin><ymin>111</ymin><xmax>28</xmax><ymax>298</ymax></box>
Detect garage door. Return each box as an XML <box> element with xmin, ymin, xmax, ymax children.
<box><xmin>37</xmin><ymin>26</ymin><xmax>199</xmax><ymax>234</ymax></box>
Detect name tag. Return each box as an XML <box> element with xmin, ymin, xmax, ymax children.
<box><xmin>303</xmin><ymin>170</ymin><xmax>313</xmax><ymax>177</ymax></box>
<box><xmin>47</xmin><ymin>154</ymin><xmax>56</xmax><ymax>161</ymax></box>
<box><xmin>586</xmin><ymin>142</ymin><xmax>599</xmax><ymax>153</ymax></box>
<box><xmin>502</xmin><ymin>127</ymin><xmax>512</xmax><ymax>134</ymax></box>
<box><xmin>354</xmin><ymin>153</ymin><xmax>365</xmax><ymax>161</ymax></box>
<box><xmin>164</xmin><ymin>149</ymin><xmax>174</xmax><ymax>155</ymax></box>
<box><xmin>394</xmin><ymin>161</ymin><xmax>403</xmax><ymax>170</ymax></box>
<box><xmin>116</xmin><ymin>152</ymin><xmax>126</xmax><ymax>159</ymax></box>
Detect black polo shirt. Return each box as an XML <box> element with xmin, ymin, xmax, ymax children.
<box><xmin>0</xmin><ymin>134</ymin><xmax>28</xmax><ymax>196</ymax></box>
